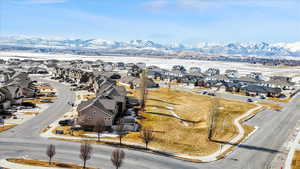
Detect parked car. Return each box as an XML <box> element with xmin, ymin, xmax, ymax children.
<box><xmin>208</xmin><ymin>92</ymin><xmax>215</xmax><ymax>96</ymax></box>
<box><xmin>124</xmin><ymin>108</ymin><xmax>136</xmax><ymax>116</ymax></box>
<box><xmin>21</xmin><ymin>102</ymin><xmax>36</xmax><ymax>108</ymax></box>
<box><xmin>59</xmin><ymin>80</ymin><xmax>64</xmax><ymax>83</ymax></box>
<box><xmin>260</xmin><ymin>95</ymin><xmax>266</xmax><ymax>99</ymax></box>
<box><xmin>59</xmin><ymin>119</ymin><xmax>73</xmax><ymax>126</ymax></box>
<box><xmin>247</xmin><ymin>98</ymin><xmax>253</xmax><ymax>102</ymax></box>
<box><xmin>40</xmin><ymin>99</ymin><xmax>53</xmax><ymax>103</ymax></box>
<box><xmin>46</xmin><ymin>92</ymin><xmax>56</xmax><ymax>97</ymax></box>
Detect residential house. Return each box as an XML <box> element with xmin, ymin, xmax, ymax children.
<box><xmin>224</xmin><ymin>82</ymin><xmax>242</xmax><ymax>92</ymax></box>
<box><xmin>205</xmin><ymin>68</ymin><xmax>220</xmax><ymax>76</ymax></box>
<box><xmin>136</xmin><ymin>62</ymin><xmax>146</xmax><ymax>69</ymax></box>
<box><xmin>242</xmin><ymin>85</ymin><xmax>282</xmax><ymax>97</ymax></box>
<box><xmin>189</xmin><ymin>67</ymin><xmax>202</xmax><ymax>74</ymax></box>
<box><xmin>234</xmin><ymin>76</ymin><xmax>258</xmax><ymax>86</ymax></box>
<box><xmin>0</xmin><ymin>88</ymin><xmax>11</xmax><ymax>113</ymax></box>
<box><xmin>225</xmin><ymin>70</ymin><xmax>239</xmax><ymax>79</ymax></box>
<box><xmin>172</xmin><ymin>65</ymin><xmax>187</xmax><ymax>73</ymax></box>
<box><xmin>247</xmin><ymin>72</ymin><xmax>264</xmax><ymax>81</ymax></box>
<box><xmin>115</xmin><ymin>62</ymin><xmax>126</xmax><ymax>70</ymax></box>
<box><xmin>77</xmin><ymin>83</ymin><xmax>127</xmax><ymax>129</ymax></box>
<box><xmin>0</xmin><ymin>84</ymin><xmax>23</xmax><ymax>105</ymax></box>
<box><xmin>76</xmin><ymin>96</ymin><xmax>118</xmax><ymax>129</ymax></box>
<box><xmin>119</xmin><ymin>75</ymin><xmax>158</xmax><ymax>89</ymax></box>
<box><xmin>262</xmin><ymin>76</ymin><xmax>295</xmax><ymax>90</ymax></box>
<box><xmin>205</xmin><ymin>74</ymin><xmax>230</xmax><ymax>83</ymax></box>
<box><xmin>28</xmin><ymin>67</ymin><xmax>48</xmax><ymax>74</ymax></box>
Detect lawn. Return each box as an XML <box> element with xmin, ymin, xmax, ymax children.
<box><xmin>36</xmin><ymin>85</ymin><xmax>54</xmax><ymax>90</ymax></box>
<box><xmin>23</xmin><ymin>112</ymin><xmax>39</xmax><ymax>115</ymax></box>
<box><xmin>23</xmin><ymin>96</ymin><xmax>56</xmax><ymax>104</ymax></box>
<box><xmin>123</xmin><ymin>87</ymin><xmax>256</xmax><ymax>156</ymax></box>
<box><xmin>23</xmin><ymin>98</ymin><xmax>50</xmax><ymax>104</ymax></box>
<box><xmin>52</xmin><ymin>126</ymin><xmax>86</xmax><ymax>137</ymax></box>
<box><xmin>7</xmin><ymin>158</ymin><xmax>97</xmax><ymax>169</ymax></box>
<box><xmin>267</xmin><ymin>97</ymin><xmax>292</xmax><ymax>103</ymax></box>
<box><xmin>292</xmin><ymin>151</ymin><xmax>300</xmax><ymax>169</ymax></box>
<box><xmin>83</xmin><ymin>94</ymin><xmax>96</xmax><ymax>100</ymax></box>
<box><xmin>257</xmin><ymin>102</ymin><xmax>283</xmax><ymax>110</ymax></box>
<box><xmin>0</xmin><ymin>124</ymin><xmax>16</xmax><ymax>132</ymax></box>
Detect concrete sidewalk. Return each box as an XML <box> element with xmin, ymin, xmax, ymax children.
<box><xmin>284</xmin><ymin>127</ymin><xmax>300</xmax><ymax>169</ymax></box>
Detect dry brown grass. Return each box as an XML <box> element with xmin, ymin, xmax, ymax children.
<box><xmin>0</xmin><ymin>124</ymin><xmax>16</xmax><ymax>132</ymax></box>
<box><xmin>258</xmin><ymin>102</ymin><xmax>283</xmax><ymax>110</ymax></box>
<box><xmin>23</xmin><ymin>97</ymin><xmax>56</xmax><ymax>104</ymax></box>
<box><xmin>267</xmin><ymin>97</ymin><xmax>291</xmax><ymax>103</ymax></box>
<box><xmin>24</xmin><ymin>112</ymin><xmax>39</xmax><ymax>115</ymax></box>
<box><xmin>83</xmin><ymin>94</ymin><xmax>96</xmax><ymax>100</ymax></box>
<box><xmin>41</xmin><ymin>126</ymin><xmax>50</xmax><ymax>133</ymax></box>
<box><xmin>39</xmin><ymin>96</ymin><xmax>57</xmax><ymax>100</ymax></box>
<box><xmin>7</xmin><ymin>158</ymin><xmax>97</xmax><ymax>169</ymax></box>
<box><xmin>230</xmin><ymin>91</ymin><xmax>246</xmax><ymax>96</ymax></box>
<box><xmin>36</xmin><ymin>85</ymin><xmax>54</xmax><ymax>90</ymax></box>
<box><xmin>23</xmin><ymin>99</ymin><xmax>48</xmax><ymax>104</ymax></box>
<box><xmin>216</xmin><ymin>124</ymin><xmax>255</xmax><ymax>160</ymax></box>
<box><xmin>122</xmin><ymin>87</ymin><xmax>256</xmax><ymax>156</ymax></box>
<box><xmin>52</xmin><ymin>126</ymin><xmax>86</xmax><ymax>137</ymax></box>
<box><xmin>292</xmin><ymin>151</ymin><xmax>300</xmax><ymax>169</ymax></box>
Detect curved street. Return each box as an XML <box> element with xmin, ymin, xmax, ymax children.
<box><xmin>0</xmin><ymin>78</ymin><xmax>300</xmax><ymax>169</ymax></box>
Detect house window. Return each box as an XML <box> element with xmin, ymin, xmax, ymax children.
<box><xmin>87</xmin><ymin>115</ymin><xmax>92</xmax><ymax>121</ymax></box>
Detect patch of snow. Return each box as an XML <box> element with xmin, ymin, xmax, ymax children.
<box><xmin>82</xmin><ymin>133</ymin><xmax>119</xmax><ymax>138</ymax></box>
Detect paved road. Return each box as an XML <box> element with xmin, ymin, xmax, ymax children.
<box><xmin>159</xmin><ymin>82</ymin><xmax>284</xmax><ymax>106</ymax></box>
<box><xmin>0</xmin><ymin>78</ymin><xmax>75</xmax><ymax>138</ymax></box>
<box><xmin>216</xmin><ymin>92</ymin><xmax>286</xmax><ymax>106</ymax></box>
<box><xmin>0</xmin><ymin>78</ymin><xmax>300</xmax><ymax>169</ymax></box>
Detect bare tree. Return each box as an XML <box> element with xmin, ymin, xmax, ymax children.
<box><xmin>139</xmin><ymin>70</ymin><xmax>148</xmax><ymax>112</ymax></box>
<box><xmin>168</xmin><ymin>80</ymin><xmax>171</xmax><ymax>89</ymax></box>
<box><xmin>79</xmin><ymin>141</ymin><xmax>93</xmax><ymax>169</ymax></box>
<box><xmin>207</xmin><ymin>97</ymin><xmax>220</xmax><ymax>141</ymax></box>
<box><xmin>94</xmin><ymin>120</ymin><xmax>105</xmax><ymax>142</ymax></box>
<box><xmin>111</xmin><ymin>149</ymin><xmax>125</xmax><ymax>169</ymax></box>
<box><xmin>46</xmin><ymin>144</ymin><xmax>56</xmax><ymax>165</ymax></box>
<box><xmin>140</xmin><ymin>127</ymin><xmax>154</xmax><ymax>150</ymax></box>
<box><xmin>115</xmin><ymin>123</ymin><xmax>125</xmax><ymax>146</ymax></box>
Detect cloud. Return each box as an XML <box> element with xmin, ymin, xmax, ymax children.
<box><xmin>142</xmin><ymin>0</ymin><xmax>169</xmax><ymax>11</ymax></box>
<box><xmin>176</xmin><ymin>0</ymin><xmax>299</xmax><ymax>9</ymax></box>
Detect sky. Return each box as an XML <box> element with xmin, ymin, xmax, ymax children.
<box><xmin>1</xmin><ymin>0</ymin><xmax>300</xmax><ymax>44</ymax></box>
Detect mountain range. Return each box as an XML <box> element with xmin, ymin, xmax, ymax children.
<box><xmin>1</xmin><ymin>35</ymin><xmax>300</xmax><ymax>57</ymax></box>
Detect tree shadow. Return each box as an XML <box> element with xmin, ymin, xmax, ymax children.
<box><xmin>147</xmin><ymin>98</ymin><xmax>179</xmax><ymax>105</ymax></box>
<box><xmin>147</xmin><ymin>105</ymin><xmax>173</xmax><ymax>110</ymax></box>
<box><xmin>145</xmin><ymin>111</ymin><xmax>203</xmax><ymax>124</ymax></box>
<box><xmin>211</xmin><ymin>139</ymin><xmax>280</xmax><ymax>154</ymax></box>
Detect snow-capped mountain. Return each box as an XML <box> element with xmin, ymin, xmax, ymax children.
<box><xmin>273</xmin><ymin>42</ymin><xmax>300</xmax><ymax>53</ymax></box>
<box><xmin>0</xmin><ymin>35</ymin><xmax>300</xmax><ymax>57</ymax></box>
